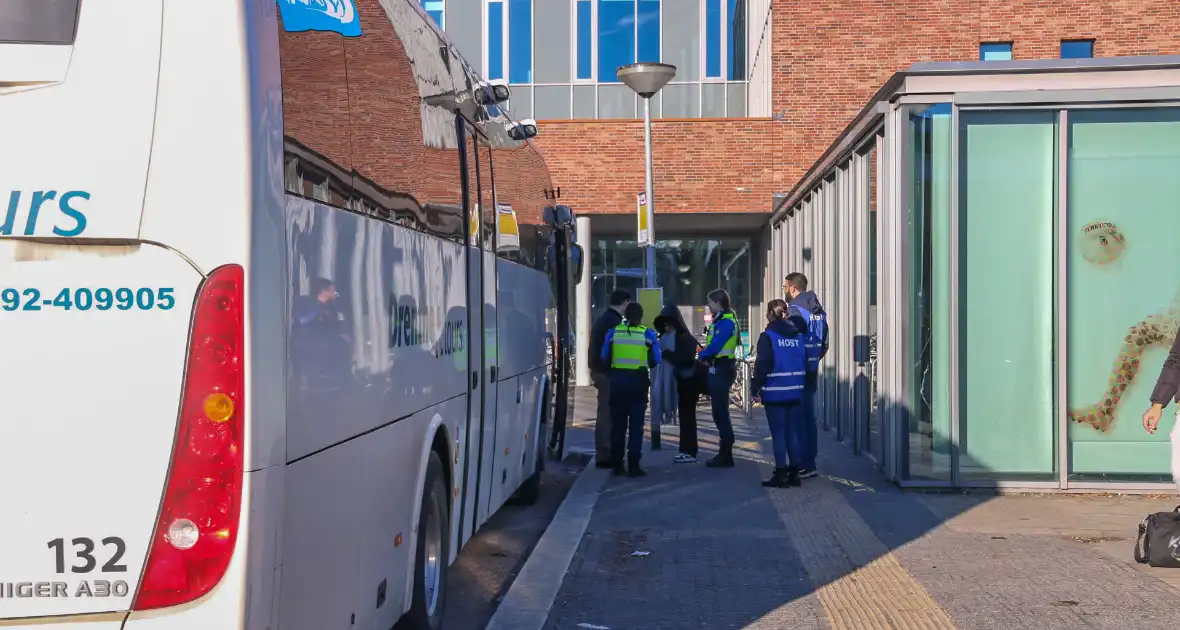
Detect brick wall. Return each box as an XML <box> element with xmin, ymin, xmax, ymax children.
<box><xmin>774</xmin><ymin>0</ymin><xmax>1180</xmax><ymax>193</ymax></box>
<box><xmin>531</xmin><ymin>118</ymin><xmax>779</xmax><ymax>216</ymax></box>
<box><xmin>537</xmin><ymin>0</ymin><xmax>1180</xmax><ymax>217</ymax></box>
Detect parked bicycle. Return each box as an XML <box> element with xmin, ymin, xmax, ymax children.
<box><xmin>729</xmin><ymin>346</ymin><xmax>754</xmax><ymax>415</ymax></box>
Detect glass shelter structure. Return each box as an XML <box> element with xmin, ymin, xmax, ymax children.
<box><xmin>765</xmin><ymin>56</ymin><xmax>1180</xmax><ymax>491</ymax></box>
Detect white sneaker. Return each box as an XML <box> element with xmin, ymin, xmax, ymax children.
<box><xmin>673</xmin><ymin>453</ymin><xmax>697</xmax><ymax>463</ymax></box>
<box><xmin>798</xmin><ymin>468</ymin><xmax>818</xmax><ymax>478</ymax></box>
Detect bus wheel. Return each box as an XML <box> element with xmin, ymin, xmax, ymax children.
<box><xmin>401</xmin><ymin>453</ymin><xmax>449</xmax><ymax>630</ymax></box>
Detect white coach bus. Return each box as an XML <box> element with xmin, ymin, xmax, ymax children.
<box><xmin>0</xmin><ymin>1</ymin><xmax>582</xmax><ymax>629</ymax></box>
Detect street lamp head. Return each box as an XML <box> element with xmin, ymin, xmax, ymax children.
<box><xmin>616</xmin><ymin>62</ymin><xmax>677</xmax><ymax>98</ymax></box>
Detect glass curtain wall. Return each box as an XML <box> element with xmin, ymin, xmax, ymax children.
<box><xmin>770</xmin><ymin>138</ymin><xmax>877</xmax><ymax>462</ymax></box>
<box><xmin>482</xmin><ymin>0</ymin><xmax>752</xmax><ymax>120</ymax></box>
<box><xmin>589</xmin><ymin>238</ymin><xmax>753</xmax><ymax>346</ymax></box>
<box><xmin>957</xmin><ymin>111</ymin><xmax>1058</xmax><ymax>481</ymax></box>
<box><xmin>867</xmin><ymin>141</ymin><xmax>880</xmax><ymax>460</ymax></box>
<box><xmin>905</xmin><ymin>103</ymin><xmax>953</xmax><ymax>481</ymax></box>
<box><xmin>895</xmin><ymin>103</ymin><xmax>1180</xmax><ymax>486</ymax></box>
<box><xmin>1066</xmin><ymin>108</ymin><xmax>1180</xmax><ymax>482</ymax></box>
<box><xmin>770</xmin><ymin>78</ymin><xmax>1180</xmax><ymax>490</ymax></box>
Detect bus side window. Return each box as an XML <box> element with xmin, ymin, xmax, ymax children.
<box><xmin>276</xmin><ymin>9</ymin><xmax>354</xmax><ymax>206</ymax></box>
<box><xmin>341</xmin><ymin>2</ymin><xmax>463</xmax><ymax>243</ymax></box>
<box><xmin>487</xmin><ymin>141</ymin><xmax>550</xmax><ymax>269</ymax></box>
<box><xmin>478</xmin><ymin>141</ymin><xmax>499</xmax><ymax>252</ymax></box>
<box><xmin>464</xmin><ymin>124</ymin><xmax>483</xmax><ymax>249</ymax></box>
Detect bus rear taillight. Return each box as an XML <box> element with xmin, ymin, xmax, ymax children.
<box><xmin>133</xmin><ymin>264</ymin><xmax>245</xmax><ymax>610</ymax></box>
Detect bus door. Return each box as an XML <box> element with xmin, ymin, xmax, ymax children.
<box><xmin>475</xmin><ymin>138</ymin><xmax>500</xmax><ymax>526</ymax></box>
<box><xmin>458</xmin><ymin>123</ymin><xmax>486</xmax><ymax>549</ymax></box>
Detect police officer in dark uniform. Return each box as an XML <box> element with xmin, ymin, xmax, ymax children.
<box><xmin>601</xmin><ymin>302</ymin><xmax>661</xmax><ymax>477</ymax></box>
<box><xmin>700</xmin><ymin>288</ymin><xmax>740</xmax><ymax>468</ymax></box>
<box><xmin>784</xmin><ymin>272</ymin><xmax>828</xmax><ymax>478</ymax></box>
<box><xmin>751</xmin><ymin>299</ymin><xmax>809</xmax><ymax>488</ymax></box>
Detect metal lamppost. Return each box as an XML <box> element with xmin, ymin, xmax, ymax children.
<box><xmin>618</xmin><ymin>62</ymin><xmax>677</xmax><ymax>289</ymax></box>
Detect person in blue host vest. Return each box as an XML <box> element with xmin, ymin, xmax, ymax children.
<box><xmin>751</xmin><ymin>299</ymin><xmax>810</xmax><ymax>488</ymax></box>
<box><xmin>784</xmin><ymin>272</ymin><xmax>829</xmax><ymax>478</ymax></box>
<box><xmin>700</xmin><ymin>288</ymin><xmax>741</xmax><ymax>468</ymax></box>
<box><xmin>601</xmin><ymin>302</ymin><xmax>662</xmax><ymax>477</ymax></box>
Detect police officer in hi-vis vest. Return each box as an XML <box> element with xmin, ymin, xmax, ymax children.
<box><xmin>600</xmin><ymin>301</ymin><xmax>661</xmax><ymax>477</ymax></box>
<box><xmin>784</xmin><ymin>272</ymin><xmax>829</xmax><ymax>478</ymax></box>
<box><xmin>751</xmin><ymin>299</ymin><xmax>810</xmax><ymax>488</ymax></box>
<box><xmin>700</xmin><ymin>288</ymin><xmax>740</xmax><ymax>468</ymax></box>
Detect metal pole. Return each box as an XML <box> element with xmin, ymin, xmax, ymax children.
<box><xmin>642</xmin><ymin>96</ymin><xmax>662</xmax><ymax>449</ymax></box>
<box><xmin>643</xmin><ymin>96</ymin><xmax>657</xmax><ymax>289</ymax></box>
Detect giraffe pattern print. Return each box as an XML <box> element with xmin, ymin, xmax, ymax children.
<box><xmin>1069</xmin><ymin>295</ymin><xmax>1180</xmax><ymax>432</ymax></box>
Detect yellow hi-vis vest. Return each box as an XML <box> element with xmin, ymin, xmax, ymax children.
<box><xmin>705</xmin><ymin>312</ymin><xmax>738</xmax><ymax>358</ymax></box>
<box><xmin>610</xmin><ymin>324</ymin><xmax>650</xmax><ymax>370</ymax></box>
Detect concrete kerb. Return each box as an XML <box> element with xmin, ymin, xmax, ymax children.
<box><xmin>484</xmin><ymin>457</ymin><xmax>610</xmax><ymax>630</ymax></box>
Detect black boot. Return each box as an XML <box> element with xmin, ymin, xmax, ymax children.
<box><xmin>627</xmin><ymin>456</ymin><xmax>646</xmax><ymax>477</ymax></box>
<box><xmin>611</xmin><ymin>458</ymin><xmax>626</xmax><ymax>476</ymax></box>
<box><xmin>783</xmin><ymin>465</ymin><xmax>802</xmax><ymax>487</ymax></box>
<box><xmin>705</xmin><ymin>444</ymin><xmax>735</xmax><ymax>468</ymax></box>
<box><xmin>762</xmin><ymin>467</ymin><xmax>792</xmax><ymax>488</ymax></box>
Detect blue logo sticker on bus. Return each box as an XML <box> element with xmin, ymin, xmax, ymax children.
<box><xmin>278</xmin><ymin>0</ymin><xmax>363</xmax><ymax>37</ymax></box>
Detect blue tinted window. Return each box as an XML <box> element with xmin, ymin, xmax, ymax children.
<box><xmin>577</xmin><ymin>0</ymin><xmax>592</xmax><ymax>79</ymax></box>
<box><xmin>509</xmin><ymin>0</ymin><xmax>532</xmax><ymax>83</ymax></box>
<box><xmin>979</xmin><ymin>42</ymin><xmax>1012</xmax><ymax>61</ymax></box>
<box><xmin>488</xmin><ymin>1</ymin><xmax>504</xmax><ymax>80</ymax></box>
<box><xmin>918</xmin><ymin>102</ymin><xmax>952</xmax><ymax>118</ymax></box>
<box><xmin>421</xmin><ymin>0</ymin><xmax>444</xmax><ymax>28</ymax></box>
<box><xmin>1061</xmin><ymin>39</ymin><xmax>1094</xmax><ymax>59</ymax></box>
<box><xmin>705</xmin><ymin>0</ymin><xmax>721</xmax><ymax>78</ymax></box>
<box><xmin>727</xmin><ymin>0</ymin><xmax>745</xmax><ymax>80</ymax></box>
<box><xmin>598</xmin><ymin>0</ymin><xmax>634</xmax><ymax>83</ymax></box>
<box><xmin>637</xmin><ymin>0</ymin><xmax>660</xmax><ymax>63</ymax></box>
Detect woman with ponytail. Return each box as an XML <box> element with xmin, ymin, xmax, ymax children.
<box><xmin>750</xmin><ymin>299</ymin><xmax>810</xmax><ymax>488</ymax></box>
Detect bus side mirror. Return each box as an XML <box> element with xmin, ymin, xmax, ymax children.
<box><xmin>475</xmin><ymin>79</ymin><xmax>511</xmax><ymax>106</ymax></box>
<box><xmin>508</xmin><ymin>119</ymin><xmax>539</xmax><ymax>141</ymax></box>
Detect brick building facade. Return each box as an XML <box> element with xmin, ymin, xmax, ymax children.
<box><xmin>528</xmin><ymin>0</ymin><xmax>1180</xmax><ymax>218</ymax></box>
<box><xmin>407</xmin><ymin>0</ymin><xmax>1180</xmax><ymax>384</ymax></box>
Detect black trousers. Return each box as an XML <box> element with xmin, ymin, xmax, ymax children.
<box><xmin>609</xmin><ymin>371</ymin><xmax>649</xmax><ymax>463</ymax></box>
<box><xmin>677</xmin><ymin>378</ymin><xmax>701</xmax><ymax>457</ymax></box>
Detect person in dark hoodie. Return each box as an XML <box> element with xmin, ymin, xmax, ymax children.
<box><xmin>653</xmin><ymin>304</ymin><xmax>705</xmax><ymax>463</ymax></box>
<box><xmin>751</xmin><ymin>299</ymin><xmax>810</xmax><ymax>487</ymax></box>
<box><xmin>784</xmin><ymin>272</ymin><xmax>828</xmax><ymax>478</ymax></box>
<box><xmin>588</xmin><ymin>290</ymin><xmax>631</xmax><ymax>468</ymax></box>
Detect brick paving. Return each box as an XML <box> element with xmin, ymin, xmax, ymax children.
<box><xmin>543</xmin><ymin>389</ymin><xmax>1180</xmax><ymax>629</ymax></box>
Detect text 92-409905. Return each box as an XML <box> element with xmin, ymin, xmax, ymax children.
<box><xmin>1</xmin><ymin>287</ymin><xmax>177</xmax><ymax>312</ymax></box>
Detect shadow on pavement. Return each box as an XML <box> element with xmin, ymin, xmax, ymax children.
<box><xmin>539</xmin><ymin>387</ymin><xmax>1180</xmax><ymax>630</ymax></box>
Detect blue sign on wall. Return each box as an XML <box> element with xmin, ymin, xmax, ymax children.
<box><xmin>278</xmin><ymin>0</ymin><xmax>363</xmax><ymax>37</ymax></box>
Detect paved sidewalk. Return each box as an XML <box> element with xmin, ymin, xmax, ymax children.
<box><xmin>540</xmin><ymin>395</ymin><xmax>1180</xmax><ymax>630</ymax></box>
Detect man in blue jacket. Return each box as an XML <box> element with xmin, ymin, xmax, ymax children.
<box><xmin>785</xmin><ymin>272</ymin><xmax>828</xmax><ymax>478</ymax></box>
